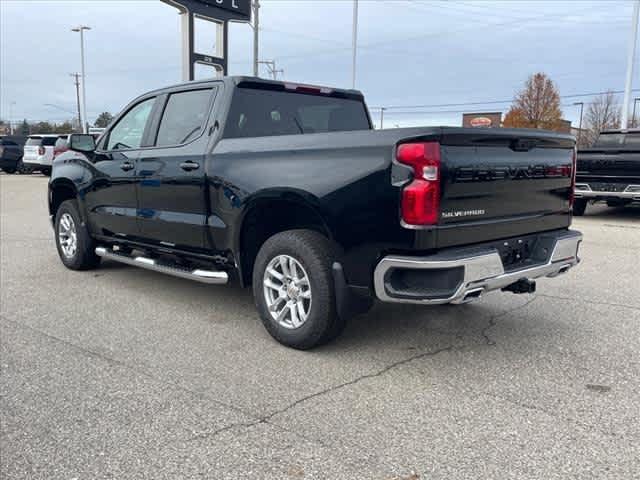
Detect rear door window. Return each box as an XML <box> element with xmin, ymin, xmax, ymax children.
<box><xmin>42</xmin><ymin>137</ymin><xmax>58</xmax><ymax>146</ymax></box>
<box><xmin>155</xmin><ymin>88</ymin><xmax>214</xmax><ymax>147</ymax></box>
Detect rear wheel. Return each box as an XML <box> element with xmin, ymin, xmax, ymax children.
<box><xmin>41</xmin><ymin>167</ymin><xmax>52</xmax><ymax>176</ymax></box>
<box><xmin>17</xmin><ymin>160</ymin><xmax>31</xmax><ymax>174</ymax></box>
<box><xmin>3</xmin><ymin>167</ymin><xmax>16</xmax><ymax>174</ymax></box>
<box><xmin>252</xmin><ymin>230</ymin><xmax>345</xmax><ymax>349</ymax></box>
<box><xmin>572</xmin><ymin>199</ymin><xmax>587</xmax><ymax>216</ymax></box>
<box><xmin>54</xmin><ymin>200</ymin><xmax>101</xmax><ymax>270</ymax></box>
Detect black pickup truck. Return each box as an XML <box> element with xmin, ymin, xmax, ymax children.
<box><xmin>574</xmin><ymin>129</ymin><xmax>640</xmax><ymax>215</ymax></box>
<box><xmin>49</xmin><ymin>77</ymin><xmax>582</xmax><ymax>349</ymax></box>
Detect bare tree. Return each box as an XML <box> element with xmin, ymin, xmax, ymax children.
<box><xmin>503</xmin><ymin>72</ymin><xmax>563</xmax><ymax>130</ymax></box>
<box><xmin>583</xmin><ymin>91</ymin><xmax>621</xmax><ymax>146</ymax></box>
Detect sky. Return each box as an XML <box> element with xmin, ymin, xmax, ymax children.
<box><xmin>0</xmin><ymin>0</ymin><xmax>638</xmax><ymax>129</ymax></box>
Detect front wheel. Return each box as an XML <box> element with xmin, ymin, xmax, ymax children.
<box><xmin>252</xmin><ymin>230</ymin><xmax>345</xmax><ymax>350</ymax></box>
<box><xmin>572</xmin><ymin>199</ymin><xmax>587</xmax><ymax>216</ymax></box>
<box><xmin>54</xmin><ymin>200</ymin><xmax>101</xmax><ymax>270</ymax></box>
<box><xmin>2</xmin><ymin>167</ymin><xmax>16</xmax><ymax>174</ymax></box>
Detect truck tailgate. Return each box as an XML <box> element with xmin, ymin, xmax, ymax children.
<box><xmin>429</xmin><ymin>130</ymin><xmax>575</xmax><ymax>247</ymax></box>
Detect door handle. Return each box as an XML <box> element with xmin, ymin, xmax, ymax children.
<box><xmin>180</xmin><ymin>161</ymin><xmax>200</xmax><ymax>171</ymax></box>
<box><xmin>120</xmin><ymin>161</ymin><xmax>134</xmax><ymax>172</ymax></box>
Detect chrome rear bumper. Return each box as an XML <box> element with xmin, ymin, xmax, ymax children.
<box><xmin>374</xmin><ymin>230</ymin><xmax>582</xmax><ymax>305</ymax></box>
<box><xmin>574</xmin><ymin>183</ymin><xmax>640</xmax><ymax>200</ymax></box>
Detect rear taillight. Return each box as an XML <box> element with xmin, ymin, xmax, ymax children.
<box><xmin>397</xmin><ymin>142</ymin><xmax>441</xmax><ymax>226</ymax></box>
<box><xmin>38</xmin><ymin>146</ymin><xmax>45</xmax><ymax>156</ymax></box>
<box><xmin>569</xmin><ymin>147</ymin><xmax>577</xmax><ymax>207</ymax></box>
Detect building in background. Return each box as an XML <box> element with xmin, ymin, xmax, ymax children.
<box><xmin>462</xmin><ymin>112</ymin><xmax>575</xmax><ymax>134</ymax></box>
<box><xmin>462</xmin><ymin>112</ymin><xmax>502</xmax><ymax>128</ymax></box>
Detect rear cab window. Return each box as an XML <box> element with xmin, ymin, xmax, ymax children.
<box><xmin>223</xmin><ymin>85</ymin><xmax>371</xmax><ymax>139</ymax></box>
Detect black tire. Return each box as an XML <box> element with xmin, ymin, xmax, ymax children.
<box><xmin>572</xmin><ymin>199</ymin><xmax>587</xmax><ymax>216</ymax></box>
<box><xmin>17</xmin><ymin>160</ymin><xmax>31</xmax><ymax>174</ymax></box>
<box><xmin>3</xmin><ymin>168</ymin><xmax>16</xmax><ymax>174</ymax></box>
<box><xmin>41</xmin><ymin>167</ymin><xmax>52</xmax><ymax>176</ymax></box>
<box><xmin>54</xmin><ymin>199</ymin><xmax>101</xmax><ymax>270</ymax></box>
<box><xmin>252</xmin><ymin>229</ymin><xmax>344</xmax><ymax>349</ymax></box>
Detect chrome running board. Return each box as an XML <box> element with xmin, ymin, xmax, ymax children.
<box><xmin>95</xmin><ymin>247</ymin><xmax>228</xmax><ymax>285</ymax></box>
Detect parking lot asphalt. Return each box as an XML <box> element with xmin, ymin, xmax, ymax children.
<box><xmin>1</xmin><ymin>172</ymin><xmax>639</xmax><ymax>479</ymax></box>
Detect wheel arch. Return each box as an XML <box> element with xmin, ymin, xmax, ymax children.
<box><xmin>49</xmin><ymin>179</ymin><xmax>81</xmax><ymax>220</ymax></box>
<box><xmin>236</xmin><ymin>190</ymin><xmax>334</xmax><ymax>287</ymax></box>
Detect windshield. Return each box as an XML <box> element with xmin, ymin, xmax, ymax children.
<box><xmin>224</xmin><ymin>87</ymin><xmax>370</xmax><ymax>139</ymax></box>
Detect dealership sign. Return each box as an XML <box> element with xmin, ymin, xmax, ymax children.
<box><xmin>469</xmin><ymin>116</ymin><xmax>493</xmax><ymax>127</ymax></box>
<box><xmin>162</xmin><ymin>0</ymin><xmax>251</xmax><ymax>20</ymax></box>
<box><xmin>161</xmin><ymin>0</ymin><xmax>252</xmax><ymax>80</ymax></box>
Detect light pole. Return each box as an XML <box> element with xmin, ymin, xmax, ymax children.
<box><xmin>573</xmin><ymin>102</ymin><xmax>584</xmax><ymax>145</ymax></box>
<box><xmin>379</xmin><ymin>107</ymin><xmax>386</xmax><ymax>129</ymax></box>
<box><xmin>72</xmin><ymin>25</ymin><xmax>91</xmax><ymax>133</ymax></box>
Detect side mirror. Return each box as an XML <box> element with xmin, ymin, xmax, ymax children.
<box><xmin>68</xmin><ymin>134</ymin><xmax>96</xmax><ymax>153</ymax></box>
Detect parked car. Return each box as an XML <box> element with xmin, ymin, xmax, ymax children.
<box><xmin>574</xmin><ymin>129</ymin><xmax>640</xmax><ymax>215</ymax></box>
<box><xmin>23</xmin><ymin>134</ymin><xmax>68</xmax><ymax>175</ymax></box>
<box><xmin>49</xmin><ymin>77</ymin><xmax>583</xmax><ymax>349</ymax></box>
<box><xmin>53</xmin><ymin>136</ymin><xmax>69</xmax><ymax>159</ymax></box>
<box><xmin>0</xmin><ymin>135</ymin><xmax>27</xmax><ymax>174</ymax></box>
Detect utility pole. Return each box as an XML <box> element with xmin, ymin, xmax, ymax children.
<box><xmin>379</xmin><ymin>107</ymin><xmax>386</xmax><ymax>129</ymax></box>
<box><xmin>9</xmin><ymin>101</ymin><xmax>15</xmax><ymax>134</ymax></box>
<box><xmin>72</xmin><ymin>25</ymin><xmax>91</xmax><ymax>133</ymax></box>
<box><xmin>621</xmin><ymin>0</ymin><xmax>639</xmax><ymax>129</ymax></box>
<box><xmin>70</xmin><ymin>73</ymin><xmax>82</xmax><ymax>132</ymax></box>
<box><xmin>252</xmin><ymin>0</ymin><xmax>260</xmax><ymax>77</ymax></box>
<box><xmin>573</xmin><ymin>102</ymin><xmax>584</xmax><ymax>145</ymax></box>
<box><xmin>351</xmin><ymin>0</ymin><xmax>358</xmax><ymax>89</ymax></box>
<box><xmin>258</xmin><ymin>60</ymin><xmax>283</xmax><ymax>80</ymax></box>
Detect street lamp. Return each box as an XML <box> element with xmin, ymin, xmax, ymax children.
<box><xmin>573</xmin><ymin>102</ymin><xmax>584</xmax><ymax>145</ymax></box>
<box><xmin>44</xmin><ymin>103</ymin><xmax>75</xmax><ymax>114</ymax></box>
<box><xmin>71</xmin><ymin>25</ymin><xmax>91</xmax><ymax>133</ymax></box>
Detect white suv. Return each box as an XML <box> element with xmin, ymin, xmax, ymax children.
<box><xmin>22</xmin><ymin>134</ymin><xmax>68</xmax><ymax>175</ymax></box>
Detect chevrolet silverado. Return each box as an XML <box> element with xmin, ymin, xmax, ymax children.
<box><xmin>49</xmin><ymin>77</ymin><xmax>582</xmax><ymax>349</ymax></box>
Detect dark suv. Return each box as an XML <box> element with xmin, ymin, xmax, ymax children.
<box><xmin>0</xmin><ymin>135</ymin><xmax>27</xmax><ymax>174</ymax></box>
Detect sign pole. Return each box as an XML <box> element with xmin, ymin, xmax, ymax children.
<box><xmin>253</xmin><ymin>0</ymin><xmax>260</xmax><ymax>76</ymax></box>
<box><xmin>351</xmin><ymin>0</ymin><xmax>358</xmax><ymax>89</ymax></box>
<box><xmin>621</xmin><ymin>0</ymin><xmax>639</xmax><ymax>129</ymax></box>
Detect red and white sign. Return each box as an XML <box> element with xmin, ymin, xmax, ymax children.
<box><xmin>469</xmin><ymin>117</ymin><xmax>493</xmax><ymax>127</ymax></box>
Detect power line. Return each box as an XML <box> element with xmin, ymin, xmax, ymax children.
<box><xmin>369</xmin><ymin>89</ymin><xmax>640</xmax><ymax>111</ymax></box>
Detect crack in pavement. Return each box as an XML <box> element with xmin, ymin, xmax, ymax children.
<box><xmin>262</xmin><ymin>344</ymin><xmax>457</xmax><ymax>422</ymax></box>
<box><xmin>481</xmin><ymin>296</ymin><xmax>537</xmax><ymax>346</ymax></box>
<box><xmin>536</xmin><ymin>293</ymin><xmax>639</xmax><ymax>311</ymax></box>
<box><xmin>478</xmin><ymin>390</ymin><xmax>620</xmax><ymax>439</ymax></box>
